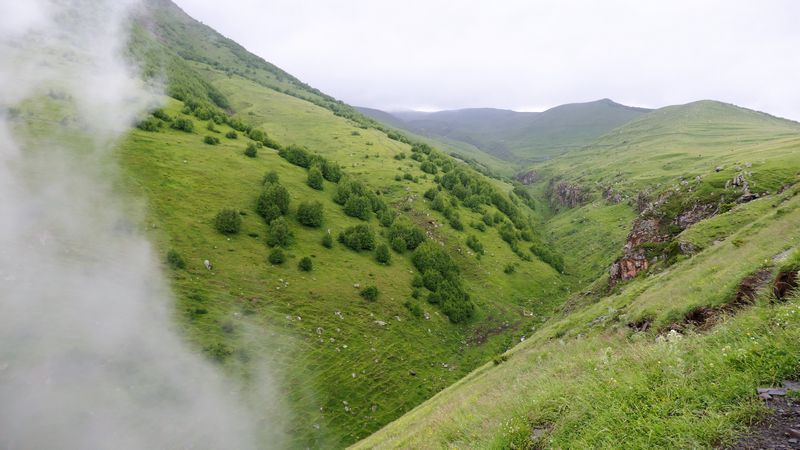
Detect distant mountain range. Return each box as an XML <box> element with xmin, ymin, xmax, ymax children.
<box><xmin>357</xmin><ymin>99</ymin><xmax>651</xmax><ymax>163</ymax></box>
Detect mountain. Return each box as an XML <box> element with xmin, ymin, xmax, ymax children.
<box><xmin>358</xmin><ymin>99</ymin><xmax>651</xmax><ymax>164</ymax></box>
<box><xmin>113</xmin><ymin>0</ymin><xmax>573</xmax><ymax>447</ymax></box>
<box><xmin>352</xmin><ymin>100</ymin><xmax>800</xmax><ymax>448</ymax></box>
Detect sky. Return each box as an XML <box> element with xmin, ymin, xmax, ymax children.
<box><xmin>175</xmin><ymin>0</ymin><xmax>800</xmax><ymax>120</ymax></box>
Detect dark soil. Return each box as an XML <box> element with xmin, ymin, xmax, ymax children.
<box><xmin>730</xmin><ymin>392</ymin><xmax>800</xmax><ymax>449</ymax></box>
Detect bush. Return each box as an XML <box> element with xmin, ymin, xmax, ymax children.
<box><xmin>307</xmin><ymin>165</ymin><xmax>324</xmax><ymax>190</ymax></box>
<box><xmin>171</xmin><ymin>117</ymin><xmax>194</xmax><ymax>132</ymax></box>
<box><xmin>449</xmin><ymin>214</ymin><xmax>464</xmax><ymax>231</ymax></box>
<box><xmin>136</xmin><ymin>116</ymin><xmax>162</xmax><ymax>132</ymax></box>
<box><xmin>268</xmin><ymin>248</ymin><xmax>285</xmax><ymax>265</ymax></box>
<box><xmin>152</xmin><ymin>109</ymin><xmax>171</xmax><ymax>122</ymax></box>
<box><xmin>225</xmin><ymin>130</ymin><xmax>238</xmax><ymax>139</ymax></box>
<box><xmin>262</xmin><ymin>170</ymin><xmax>280</xmax><ymax>185</ymax></box>
<box><xmin>375</xmin><ymin>244</ymin><xmax>391</xmax><ymax>265</ymax></box>
<box><xmin>343</xmin><ymin>195</ymin><xmax>371</xmax><ymax>220</ymax></box>
<box><xmin>206</xmin><ymin>121</ymin><xmax>217</xmax><ymax>132</ymax></box>
<box><xmin>214</xmin><ymin>209</ymin><xmax>241</xmax><ymax>234</ymax></box>
<box><xmin>466</xmin><ymin>235</ymin><xmax>484</xmax><ymax>255</ymax></box>
<box><xmin>360</xmin><ymin>285</ymin><xmax>379</xmax><ymax>302</ymax></box>
<box><xmin>378</xmin><ymin>209</ymin><xmax>396</xmax><ymax>227</ymax></box>
<box><xmin>388</xmin><ymin>218</ymin><xmax>426</xmax><ymax>251</ymax></box>
<box><xmin>411</xmin><ymin>274</ymin><xmax>424</xmax><ymax>288</ymax></box>
<box><xmin>166</xmin><ymin>249</ymin><xmax>185</xmax><ymax>269</ymax></box>
<box><xmin>298</xmin><ymin>256</ymin><xmax>313</xmax><ymax>271</ymax></box>
<box><xmin>278</xmin><ymin>144</ymin><xmax>311</xmax><ymax>168</ymax></box>
<box><xmin>504</xmin><ymin>263</ymin><xmax>516</xmax><ymax>274</ymax></box>
<box><xmin>266</xmin><ymin>217</ymin><xmax>292</xmax><ymax>247</ymax></box>
<box><xmin>338</xmin><ymin>224</ymin><xmax>375</xmax><ymax>251</ymax></box>
<box><xmin>321</xmin><ymin>160</ymin><xmax>342</xmax><ymax>183</ymax></box>
<box><xmin>204</xmin><ymin>135</ymin><xmax>220</xmax><ymax>145</ymax></box>
<box><xmin>420</xmin><ymin>161</ymin><xmax>437</xmax><ymax>174</ymax></box>
<box><xmin>391</xmin><ymin>236</ymin><xmax>407</xmax><ymax>253</ymax></box>
<box><xmin>257</xmin><ymin>183</ymin><xmax>290</xmax><ymax>222</ymax></box>
<box><xmin>404</xmin><ymin>301</ymin><xmax>423</xmax><ymax>318</ymax></box>
<box><xmin>297</xmin><ymin>201</ymin><xmax>323</xmax><ymax>227</ymax></box>
<box><xmin>321</xmin><ymin>233</ymin><xmax>333</xmax><ymax>248</ymax></box>
<box><xmin>530</xmin><ymin>240</ymin><xmax>565</xmax><ymax>273</ymax></box>
<box><xmin>244</xmin><ymin>143</ymin><xmax>257</xmax><ymax>158</ymax></box>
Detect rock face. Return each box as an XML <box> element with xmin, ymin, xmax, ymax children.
<box><xmin>609</xmin><ymin>218</ymin><xmax>666</xmax><ymax>284</ymax></box>
<box><xmin>514</xmin><ymin>169</ymin><xmax>539</xmax><ymax>185</ymax></box>
<box><xmin>602</xmin><ymin>186</ymin><xmax>623</xmax><ymax>204</ymax></box>
<box><xmin>673</xmin><ymin>203</ymin><xmax>718</xmax><ymax>229</ymax></box>
<box><xmin>547</xmin><ymin>181</ymin><xmax>586</xmax><ymax>209</ymax></box>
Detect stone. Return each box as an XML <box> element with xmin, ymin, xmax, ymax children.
<box><xmin>757</xmin><ymin>388</ymin><xmax>787</xmax><ymax>396</ymax></box>
<box><xmin>203</xmin><ymin>259</ymin><xmax>212</xmax><ymax>270</ymax></box>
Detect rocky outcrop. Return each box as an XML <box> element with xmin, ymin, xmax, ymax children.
<box><xmin>602</xmin><ymin>186</ymin><xmax>623</xmax><ymax>204</ymax></box>
<box><xmin>514</xmin><ymin>169</ymin><xmax>539</xmax><ymax>185</ymax></box>
<box><xmin>673</xmin><ymin>203</ymin><xmax>718</xmax><ymax>229</ymax></box>
<box><xmin>609</xmin><ymin>218</ymin><xmax>668</xmax><ymax>284</ymax></box>
<box><xmin>547</xmin><ymin>181</ymin><xmax>586</xmax><ymax>209</ymax></box>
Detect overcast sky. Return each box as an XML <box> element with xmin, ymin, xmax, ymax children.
<box><xmin>175</xmin><ymin>0</ymin><xmax>800</xmax><ymax>119</ymax></box>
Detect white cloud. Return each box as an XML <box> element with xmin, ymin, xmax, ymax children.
<box><xmin>175</xmin><ymin>0</ymin><xmax>800</xmax><ymax>120</ymax></box>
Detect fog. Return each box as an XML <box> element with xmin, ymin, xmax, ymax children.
<box><xmin>0</xmin><ymin>1</ymin><xmax>279</xmax><ymax>448</ymax></box>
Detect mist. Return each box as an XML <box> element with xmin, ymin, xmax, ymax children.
<box><xmin>0</xmin><ymin>1</ymin><xmax>278</xmax><ymax>448</ymax></box>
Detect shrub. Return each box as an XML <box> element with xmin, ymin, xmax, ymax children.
<box><xmin>204</xmin><ymin>135</ymin><xmax>220</xmax><ymax>145</ymax></box>
<box><xmin>225</xmin><ymin>130</ymin><xmax>238</xmax><ymax>139</ymax></box>
<box><xmin>256</xmin><ymin>183</ymin><xmax>290</xmax><ymax>221</ymax></box>
<box><xmin>268</xmin><ymin>248</ymin><xmax>285</xmax><ymax>264</ymax></box>
<box><xmin>321</xmin><ymin>160</ymin><xmax>342</xmax><ymax>183</ymax></box>
<box><xmin>411</xmin><ymin>274</ymin><xmax>424</xmax><ymax>288</ymax></box>
<box><xmin>471</xmin><ymin>221</ymin><xmax>487</xmax><ymax>232</ymax></box>
<box><xmin>375</xmin><ymin>244</ymin><xmax>391</xmax><ymax>264</ymax></box>
<box><xmin>466</xmin><ymin>235</ymin><xmax>484</xmax><ymax>255</ymax></box>
<box><xmin>298</xmin><ymin>256</ymin><xmax>313</xmax><ymax>271</ymax></box>
<box><xmin>136</xmin><ymin>117</ymin><xmax>161</xmax><ymax>132</ymax></box>
<box><xmin>404</xmin><ymin>301</ymin><xmax>423</xmax><ymax>318</ymax></box>
<box><xmin>206</xmin><ymin>121</ymin><xmax>217</xmax><ymax>132</ymax></box>
<box><xmin>321</xmin><ymin>233</ymin><xmax>333</xmax><ymax>248</ymax></box>
<box><xmin>244</xmin><ymin>143</ymin><xmax>257</xmax><ymax>158</ymax></box>
<box><xmin>378</xmin><ymin>209</ymin><xmax>396</xmax><ymax>227</ymax></box>
<box><xmin>449</xmin><ymin>214</ymin><xmax>464</xmax><ymax>231</ymax></box>
<box><xmin>307</xmin><ymin>165</ymin><xmax>324</xmax><ymax>190</ymax></box>
<box><xmin>214</xmin><ymin>209</ymin><xmax>241</xmax><ymax>234</ymax></box>
<box><xmin>166</xmin><ymin>249</ymin><xmax>185</xmax><ymax>269</ymax></box>
<box><xmin>360</xmin><ymin>285</ymin><xmax>379</xmax><ymax>301</ymax></box>
<box><xmin>266</xmin><ymin>217</ymin><xmax>292</xmax><ymax>247</ymax></box>
<box><xmin>420</xmin><ymin>161</ymin><xmax>437</xmax><ymax>174</ymax></box>
<box><xmin>152</xmin><ymin>109</ymin><xmax>171</xmax><ymax>122</ymax></box>
<box><xmin>262</xmin><ymin>170</ymin><xmax>280</xmax><ymax>185</ymax></box>
<box><xmin>343</xmin><ymin>195</ymin><xmax>371</xmax><ymax>220</ymax></box>
<box><xmin>338</xmin><ymin>224</ymin><xmax>375</xmax><ymax>251</ymax></box>
<box><xmin>504</xmin><ymin>263</ymin><xmax>516</xmax><ymax>274</ymax></box>
<box><xmin>171</xmin><ymin>117</ymin><xmax>194</xmax><ymax>132</ymax></box>
<box><xmin>297</xmin><ymin>201</ymin><xmax>323</xmax><ymax>227</ymax></box>
<box><xmin>388</xmin><ymin>218</ymin><xmax>426</xmax><ymax>251</ymax></box>
<box><xmin>278</xmin><ymin>144</ymin><xmax>311</xmax><ymax>168</ymax></box>
<box><xmin>424</xmin><ymin>188</ymin><xmax>438</xmax><ymax>201</ymax></box>
<box><xmin>530</xmin><ymin>240</ymin><xmax>565</xmax><ymax>273</ymax></box>
<box><xmin>391</xmin><ymin>236</ymin><xmax>407</xmax><ymax>253</ymax></box>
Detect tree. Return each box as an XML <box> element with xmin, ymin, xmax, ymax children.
<box><xmin>297</xmin><ymin>201</ymin><xmax>323</xmax><ymax>227</ymax></box>
<box><xmin>244</xmin><ymin>143</ymin><xmax>257</xmax><ymax>158</ymax></box>
<box><xmin>375</xmin><ymin>243</ymin><xmax>391</xmax><ymax>265</ymax></box>
<box><xmin>266</xmin><ymin>217</ymin><xmax>291</xmax><ymax>247</ymax></box>
<box><xmin>171</xmin><ymin>117</ymin><xmax>194</xmax><ymax>132</ymax></box>
<box><xmin>268</xmin><ymin>248</ymin><xmax>285</xmax><ymax>265</ymax></box>
<box><xmin>307</xmin><ymin>165</ymin><xmax>324</xmax><ymax>190</ymax></box>
<box><xmin>262</xmin><ymin>170</ymin><xmax>280</xmax><ymax>185</ymax></box>
<box><xmin>256</xmin><ymin>183</ymin><xmax>290</xmax><ymax>222</ymax></box>
<box><xmin>214</xmin><ymin>209</ymin><xmax>241</xmax><ymax>234</ymax></box>
<box><xmin>343</xmin><ymin>195</ymin><xmax>371</xmax><ymax>220</ymax></box>
<box><xmin>338</xmin><ymin>224</ymin><xmax>375</xmax><ymax>251</ymax></box>
<box><xmin>298</xmin><ymin>256</ymin><xmax>313</xmax><ymax>272</ymax></box>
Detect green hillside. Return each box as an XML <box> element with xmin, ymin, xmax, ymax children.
<box><xmin>353</xmin><ymin>101</ymin><xmax>800</xmax><ymax>448</ymax></box>
<box><xmin>360</xmin><ymin>99</ymin><xmax>650</xmax><ymax>165</ymax></box>
<box><xmin>113</xmin><ymin>0</ymin><xmax>574</xmax><ymax>447</ymax></box>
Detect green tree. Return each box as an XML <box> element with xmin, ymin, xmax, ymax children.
<box><xmin>257</xmin><ymin>183</ymin><xmax>290</xmax><ymax>222</ymax></box>
<box><xmin>375</xmin><ymin>243</ymin><xmax>391</xmax><ymax>265</ymax></box>
<box><xmin>266</xmin><ymin>217</ymin><xmax>292</xmax><ymax>247</ymax></box>
<box><xmin>343</xmin><ymin>195</ymin><xmax>371</xmax><ymax>220</ymax></box>
<box><xmin>307</xmin><ymin>165</ymin><xmax>324</xmax><ymax>190</ymax></box>
<box><xmin>338</xmin><ymin>224</ymin><xmax>375</xmax><ymax>251</ymax></box>
<box><xmin>214</xmin><ymin>209</ymin><xmax>241</xmax><ymax>234</ymax></box>
<box><xmin>360</xmin><ymin>285</ymin><xmax>379</xmax><ymax>302</ymax></box>
<box><xmin>268</xmin><ymin>248</ymin><xmax>285</xmax><ymax>265</ymax></box>
<box><xmin>298</xmin><ymin>256</ymin><xmax>313</xmax><ymax>271</ymax></box>
<box><xmin>297</xmin><ymin>201</ymin><xmax>323</xmax><ymax>227</ymax></box>
<box><xmin>244</xmin><ymin>143</ymin><xmax>257</xmax><ymax>158</ymax></box>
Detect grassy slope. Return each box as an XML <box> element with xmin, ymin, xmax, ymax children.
<box><xmin>353</xmin><ymin>185</ymin><xmax>800</xmax><ymax>449</ymax></box>
<box><xmin>118</xmin><ymin>86</ymin><xmax>566</xmax><ymax>447</ymax></box>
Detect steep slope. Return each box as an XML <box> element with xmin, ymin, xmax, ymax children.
<box><xmin>360</xmin><ymin>99</ymin><xmax>650</xmax><ymax>164</ymax></box>
<box><xmin>354</xmin><ymin>102</ymin><xmax>800</xmax><ymax>449</ymax></box>
<box><xmin>114</xmin><ymin>1</ymin><xmax>572</xmax><ymax>447</ymax></box>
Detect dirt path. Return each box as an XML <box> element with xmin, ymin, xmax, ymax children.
<box><xmin>730</xmin><ymin>385</ymin><xmax>800</xmax><ymax>450</ymax></box>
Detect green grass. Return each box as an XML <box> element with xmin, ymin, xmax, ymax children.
<box><xmin>352</xmin><ymin>187</ymin><xmax>800</xmax><ymax>449</ymax></box>
<box><xmin>117</xmin><ymin>89</ymin><xmax>567</xmax><ymax>447</ymax></box>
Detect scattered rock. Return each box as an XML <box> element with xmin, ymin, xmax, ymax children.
<box><xmin>547</xmin><ymin>180</ymin><xmax>587</xmax><ymax>209</ymax></box>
